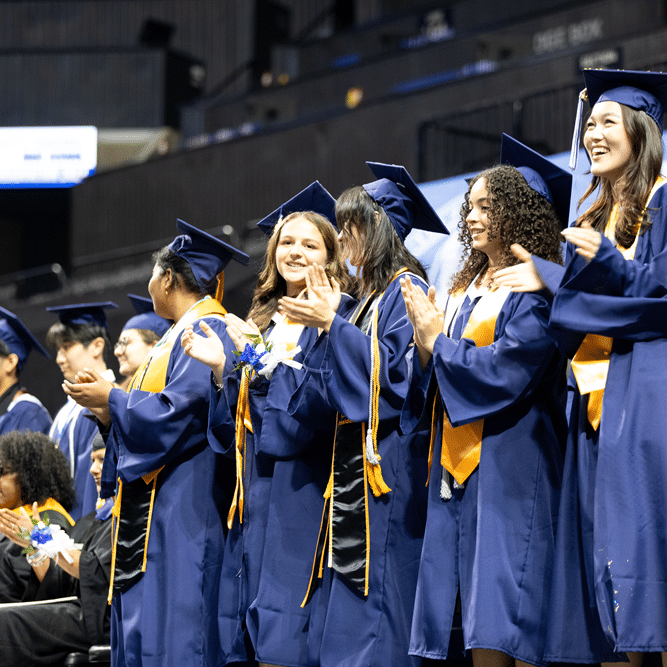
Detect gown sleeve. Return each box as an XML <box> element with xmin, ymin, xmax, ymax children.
<box><xmin>551</xmin><ymin>186</ymin><xmax>667</xmax><ymax>341</ymax></box>
<box><xmin>432</xmin><ymin>291</ymin><xmax>559</xmax><ymax>427</ymax></box>
<box><xmin>108</xmin><ymin>316</ymin><xmax>235</xmax><ymax>483</ymax></box>
<box><xmin>290</xmin><ymin>276</ymin><xmax>425</xmax><ymax>424</ymax></box>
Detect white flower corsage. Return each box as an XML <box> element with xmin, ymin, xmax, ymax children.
<box><xmin>19</xmin><ymin>515</ymin><xmax>82</xmax><ymax>565</ymax></box>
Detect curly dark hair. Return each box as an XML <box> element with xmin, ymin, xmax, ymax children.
<box><xmin>577</xmin><ymin>104</ymin><xmax>663</xmax><ymax>247</ymax></box>
<box><xmin>450</xmin><ymin>165</ymin><xmax>563</xmax><ymax>294</ymax></box>
<box><xmin>0</xmin><ymin>431</ymin><xmax>75</xmax><ymax>510</ymax></box>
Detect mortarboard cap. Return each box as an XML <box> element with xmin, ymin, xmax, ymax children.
<box><xmin>46</xmin><ymin>301</ymin><xmax>118</xmax><ymax>330</ymax></box>
<box><xmin>570</xmin><ymin>68</ymin><xmax>667</xmax><ymax>169</ymax></box>
<box><xmin>168</xmin><ymin>219</ymin><xmax>249</xmax><ymax>292</ymax></box>
<box><xmin>0</xmin><ymin>306</ymin><xmax>49</xmax><ymax>371</ymax></box>
<box><xmin>257</xmin><ymin>181</ymin><xmax>337</xmax><ymax>236</ymax></box>
<box><xmin>363</xmin><ymin>162</ymin><xmax>449</xmax><ymax>241</ymax></box>
<box><xmin>123</xmin><ymin>294</ymin><xmax>171</xmax><ymax>337</ymax></box>
<box><xmin>500</xmin><ymin>134</ymin><xmax>572</xmax><ymax>228</ymax></box>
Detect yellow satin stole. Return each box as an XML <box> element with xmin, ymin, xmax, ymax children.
<box><xmin>434</xmin><ymin>285</ymin><xmax>511</xmax><ymax>485</ymax></box>
<box><xmin>570</xmin><ymin>177</ymin><xmax>666</xmax><ymax>430</ymax></box>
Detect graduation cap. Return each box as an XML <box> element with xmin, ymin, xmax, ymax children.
<box><xmin>500</xmin><ymin>134</ymin><xmax>572</xmax><ymax>228</ymax></box>
<box><xmin>0</xmin><ymin>306</ymin><xmax>49</xmax><ymax>371</ymax></box>
<box><xmin>46</xmin><ymin>301</ymin><xmax>118</xmax><ymax>330</ymax></box>
<box><xmin>257</xmin><ymin>181</ymin><xmax>337</xmax><ymax>236</ymax></box>
<box><xmin>570</xmin><ymin>68</ymin><xmax>667</xmax><ymax>169</ymax></box>
<box><xmin>168</xmin><ymin>219</ymin><xmax>249</xmax><ymax>292</ymax></box>
<box><xmin>123</xmin><ymin>294</ymin><xmax>171</xmax><ymax>338</ymax></box>
<box><xmin>363</xmin><ymin>161</ymin><xmax>449</xmax><ymax>241</ymax></box>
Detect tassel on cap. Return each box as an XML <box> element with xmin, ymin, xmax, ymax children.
<box><xmin>569</xmin><ymin>88</ymin><xmax>588</xmax><ymax>171</ymax></box>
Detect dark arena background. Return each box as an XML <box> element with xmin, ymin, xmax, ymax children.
<box><xmin>1</xmin><ymin>0</ymin><xmax>664</xmax><ymax>416</ymax></box>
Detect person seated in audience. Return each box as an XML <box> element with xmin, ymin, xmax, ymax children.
<box><xmin>0</xmin><ymin>432</ymin><xmax>112</xmax><ymax>666</ymax></box>
<box><xmin>0</xmin><ymin>430</ymin><xmax>75</xmax><ymax>602</ymax></box>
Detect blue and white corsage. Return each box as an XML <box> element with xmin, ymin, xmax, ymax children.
<box><xmin>234</xmin><ymin>333</ymin><xmax>302</xmax><ymax>380</ymax></box>
<box><xmin>20</xmin><ymin>515</ymin><xmax>82</xmax><ymax>565</ymax></box>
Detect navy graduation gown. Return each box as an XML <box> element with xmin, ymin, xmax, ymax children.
<box><xmin>106</xmin><ymin>313</ymin><xmax>235</xmax><ymax>667</ymax></box>
<box><xmin>209</xmin><ymin>297</ymin><xmax>356</xmax><ymax>667</ymax></box>
<box><xmin>288</xmin><ymin>276</ymin><xmax>430</xmax><ymax>667</ymax></box>
<box><xmin>545</xmin><ymin>182</ymin><xmax>667</xmax><ymax>661</ymax></box>
<box><xmin>0</xmin><ymin>393</ymin><xmax>51</xmax><ymax>435</ymax></box>
<box><xmin>49</xmin><ymin>398</ymin><xmax>99</xmax><ymax>521</ymax></box>
<box><xmin>404</xmin><ymin>288</ymin><xmax>566</xmax><ymax>666</ymax></box>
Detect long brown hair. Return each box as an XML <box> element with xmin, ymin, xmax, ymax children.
<box><xmin>450</xmin><ymin>165</ymin><xmax>563</xmax><ymax>295</ymax></box>
<box><xmin>576</xmin><ymin>104</ymin><xmax>663</xmax><ymax>248</ymax></box>
<box><xmin>335</xmin><ymin>186</ymin><xmax>428</xmax><ymax>298</ymax></box>
<box><xmin>247</xmin><ymin>211</ymin><xmax>352</xmax><ymax>332</ymax></box>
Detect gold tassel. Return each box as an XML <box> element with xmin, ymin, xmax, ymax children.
<box><xmin>214</xmin><ymin>271</ymin><xmax>225</xmax><ymax>303</ymax></box>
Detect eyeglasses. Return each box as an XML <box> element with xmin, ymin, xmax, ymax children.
<box><xmin>114</xmin><ymin>337</ymin><xmax>131</xmax><ymax>353</ymax></box>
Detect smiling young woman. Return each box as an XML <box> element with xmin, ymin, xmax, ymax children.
<box><xmin>492</xmin><ymin>69</ymin><xmax>667</xmax><ymax>666</ymax></box>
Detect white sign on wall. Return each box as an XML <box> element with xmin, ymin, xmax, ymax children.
<box><xmin>0</xmin><ymin>126</ymin><xmax>97</xmax><ymax>188</ymax></box>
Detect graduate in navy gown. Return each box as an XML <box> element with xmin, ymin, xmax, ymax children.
<box><xmin>0</xmin><ymin>307</ymin><xmax>51</xmax><ymax>435</ymax></box>
<box><xmin>494</xmin><ymin>69</ymin><xmax>667</xmax><ymax>665</ymax></box>
<box><xmin>45</xmin><ymin>301</ymin><xmax>118</xmax><ymax>520</ymax></box>
<box><xmin>63</xmin><ymin>219</ymin><xmax>248</xmax><ymax>667</ymax></box>
<box><xmin>181</xmin><ymin>182</ymin><xmax>354</xmax><ymax>667</ymax></box>
<box><xmin>401</xmin><ymin>135</ymin><xmax>569</xmax><ymax>667</ymax></box>
<box><xmin>114</xmin><ymin>294</ymin><xmax>171</xmax><ymax>391</ymax></box>
<box><xmin>278</xmin><ymin>163</ymin><xmax>448</xmax><ymax>667</ymax></box>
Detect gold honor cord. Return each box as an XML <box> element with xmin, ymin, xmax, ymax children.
<box><xmin>571</xmin><ymin>176</ymin><xmax>666</xmax><ymax>430</ymax></box>
<box><xmin>430</xmin><ymin>286</ymin><xmax>510</xmax><ymax>486</ymax></box>
<box><xmin>228</xmin><ymin>370</ymin><xmax>252</xmax><ymax>530</ymax></box>
<box><xmin>302</xmin><ymin>269</ymin><xmax>410</xmax><ymax>604</ymax></box>
<box><xmin>107</xmin><ymin>296</ymin><xmax>227</xmax><ymax>603</ymax></box>
<box><xmin>227</xmin><ymin>314</ymin><xmax>303</xmax><ymax>530</ymax></box>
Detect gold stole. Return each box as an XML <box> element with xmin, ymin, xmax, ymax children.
<box><xmin>570</xmin><ymin>177</ymin><xmax>666</xmax><ymax>430</ymax></box>
<box><xmin>227</xmin><ymin>314</ymin><xmax>304</xmax><ymax>529</ymax></box>
<box><xmin>13</xmin><ymin>497</ymin><xmax>75</xmax><ymax>527</ymax></box>
<box><xmin>108</xmin><ymin>296</ymin><xmax>227</xmax><ymax>602</ymax></box>
<box><xmin>431</xmin><ymin>286</ymin><xmax>511</xmax><ymax>485</ymax></box>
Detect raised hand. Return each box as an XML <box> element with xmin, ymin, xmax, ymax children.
<box><xmin>307</xmin><ymin>264</ymin><xmax>342</xmax><ymax>312</ymax></box>
<box><xmin>400</xmin><ymin>276</ymin><xmax>443</xmax><ymax>369</ymax></box>
<box><xmin>561</xmin><ymin>221</ymin><xmax>602</xmax><ymax>261</ymax></box>
<box><xmin>181</xmin><ymin>321</ymin><xmax>227</xmax><ymax>381</ymax></box>
<box><xmin>0</xmin><ymin>505</ymin><xmax>35</xmax><ymax>548</ymax></box>
<box><xmin>62</xmin><ymin>368</ymin><xmax>113</xmax><ymax>424</ymax></box>
<box><xmin>492</xmin><ymin>244</ymin><xmax>546</xmax><ymax>292</ymax></box>
<box><xmin>278</xmin><ymin>267</ymin><xmax>337</xmax><ymax>332</ymax></box>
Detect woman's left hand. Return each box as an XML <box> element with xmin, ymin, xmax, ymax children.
<box><xmin>62</xmin><ymin>369</ymin><xmax>113</xmax><ymax>424</ymax></box>
<box><xmin>561</xmin><ymin>221</ymin><xmax>602</xmax><ymax>261</ymax></box>
<box><xmin>278</xmin><ymin>269</ymin><xmax>337</xmax><ymax>332</ymax></box>
<box><xmin>492</xmin><ymin>244</ymin><xmax>546</xmax><ymax>291</ymax></box>
<box><xmin>0</xmin><ymin>505</ymin><xmax>37</xmax><ymax>549</ymax></box>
